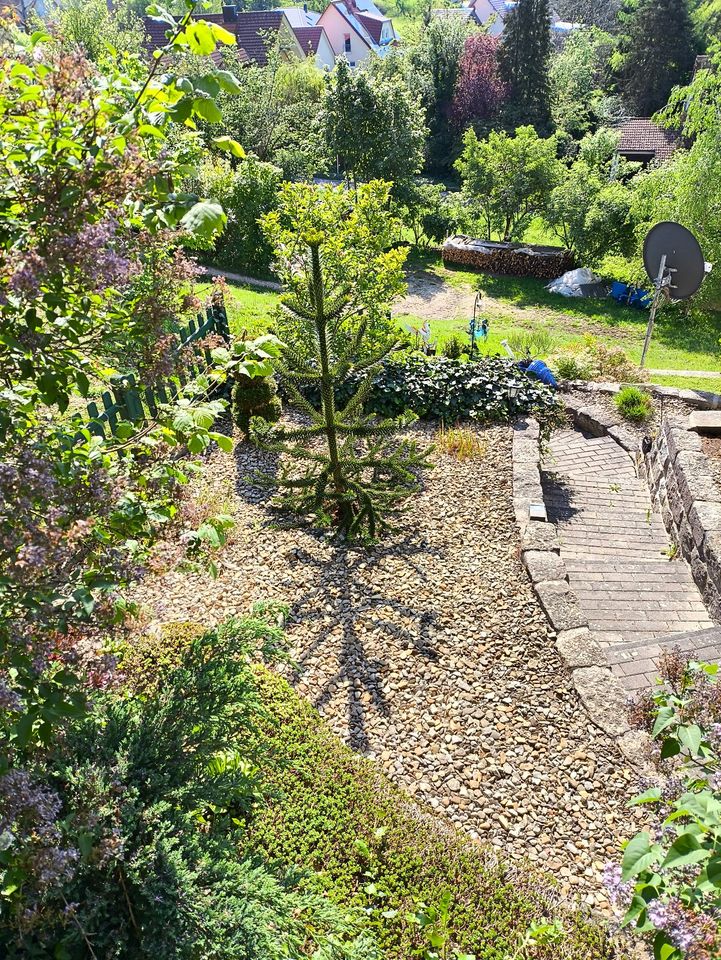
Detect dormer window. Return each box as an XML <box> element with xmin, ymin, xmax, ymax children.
<box><xmin>344</xmin><ymin>33</ymin><xmax>351</xmax><ymax>52</ymax></box>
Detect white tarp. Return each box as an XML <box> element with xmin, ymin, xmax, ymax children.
<box><xmin>547</xmin><ymin>268</ymin><xmax>599</xmax><ymax>298</ymax></box>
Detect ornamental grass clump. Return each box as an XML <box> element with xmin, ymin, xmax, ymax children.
<box><xmin>614</xmin><ymin>385</ymin><xmax>654</xmax><ymax>423</ymax></box>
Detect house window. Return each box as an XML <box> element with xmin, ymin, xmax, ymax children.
<box><xmin>349</xmin><ymin>60</ymin><xmax>355</xmax><ymax>66</ymax></box>
<box><xmin>344</xmin><ymin>33</ymin><xmax>351</xmax><ymax>52</ymax></box>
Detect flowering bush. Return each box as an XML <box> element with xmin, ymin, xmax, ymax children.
<box><xmin>607</xmin><ymin>654</ymin><xmax>721</xmax><ymax>960</ymax></box>
<box><xmin>0</xmin><ymin>3</ymin><xmax>284</xmax><ymax>934</ymax></box>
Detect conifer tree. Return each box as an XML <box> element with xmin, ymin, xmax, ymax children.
<box><xmin>500</xmin><ymin>0</ymin><xmax>553</xmax><ymax>132</ymax></box>
<box><xmin>257</xmin><ymin>184</ymin><xmax>430</xmax><ymax>540</ymax></box>
<box><xmin>619</xmin><ymin>0</ymin><xmax>697</xmax><ymax>116</ymax></box>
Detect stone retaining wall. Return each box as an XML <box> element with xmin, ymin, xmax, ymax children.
<box><xmin>642</xmin><ymin>418</ymin><xmax>721</xmax><ymax>621</ymax></box>
<box><xmin>568</xmin><ymin>379</ymin><xmax>721</xmax><ymax>411</ymax></box>
<box><xmin>512</xmin><ymin>419</ymin><xmax>646</xmax><ymax>763</ymax></box>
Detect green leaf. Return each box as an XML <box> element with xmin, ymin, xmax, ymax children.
<box><xmin>209</xmin><ymin>432</ymin><xmax>234</xmax><ymax>452</ymax></box>
<box><xmin>630</xmin><ymin>787</ymin><xmax>662</xmax><ymax>806</ymax></box>
<box><xmin>211</xmin><ymin>136</ymin><xmax>245</xmax><ymax>158</ymax></box>
<box><xmin>678</xmin><ymin>724</ymin><xmax>703</xmax><ymax>755</ymax></box>
<box><xmin>621</xmin><ymin>832</ymin><xmax>662</xmax><ymax>881</ymax></box>
<box><xmin>185</xmin><ymin>21</ymin><xmax>216</xmax><ymax>55</ymax></box>
<box><xmin>662</xmin><ymin>832</ymin><xmax>710</xmax><ymax>870</ymax></box>
<box><xmin>660</xmin><ymin>737</ymin><xmax>681</xmax><ymax>760</ymax></box>
<box><xmin>193</xmin><ymin>97</ymin><xmax>223</xmax><ymax>124</ymax></box>
<box><xmin>216</xmin><ymin>69</ymin><xmax>243</xmax><ymax>93</ymax></box>
<box><xmin>180</xmin><ymin>201</ymin><xmax>226</xmax><ymax>239</ymax></box>
<box><xmin>209</xmin><ymin>22</ymin><xmax>237</xmax><ymax>44</ymax></box>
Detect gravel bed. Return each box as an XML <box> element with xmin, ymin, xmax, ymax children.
<box><xmin>128</xmin><ymin>420</ymin><xmax>639</xmax><ymax>912</ymax></box>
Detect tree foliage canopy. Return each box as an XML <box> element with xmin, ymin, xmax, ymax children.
<box><xmin>456</xmin><ymin>125</ymin><xmax>561</xmax><ymax>241</ymax></box>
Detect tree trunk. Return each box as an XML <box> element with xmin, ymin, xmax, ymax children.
<box><xmin>310</xmin><ymin>244</ymin><xmax>352</xmax><ymax>528</ymax></box>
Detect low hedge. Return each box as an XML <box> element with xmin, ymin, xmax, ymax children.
<box><xmin>293</xmin><ymin>354</ymin><xmax>559</xmax><ymax>424</ymax></box>
<box><xmin>247</xmin><ymin>668</ymin><xmax>627</xmax><ymax>960</ymax></box>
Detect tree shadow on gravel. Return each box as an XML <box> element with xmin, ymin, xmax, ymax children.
<box><xmin>232</xmin><ymin>439</ymin><xmax>279</xmax><ymax>506</ymax></box>
<box><xmin>287</xmin><ymin>536</ymin><xmax>444</xmax><ymax>754</ymax></box>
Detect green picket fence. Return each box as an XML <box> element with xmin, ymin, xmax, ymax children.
<box><xmin>79</xmin><ymin>302</ymin><xmax>230</xmax><ymax>442</ymax></box>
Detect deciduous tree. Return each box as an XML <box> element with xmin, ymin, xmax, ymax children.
<box><xmin>617</xmin><ymin>0</ymin><xmax>697</xmax><ymax>116</ymax></box>
<box><xmin>450</xmin><ymin>33</ymin><xmax>508</xmax><ymax>132</ymax></box>
<box><xmin>322</xmin><ymin>58</ymin><xmax>427</xmax><ymax>186</ymax></box>
<box><xmin>455</xmin><ymin>125</ymin><xmax>561</xmax><ymax>240</ymax></box>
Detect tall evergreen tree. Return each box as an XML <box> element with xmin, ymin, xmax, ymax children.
<box><xmin>619</xmin><ymin>0</ymin><xmax>697</xmax><ymax>115</ymax></box>
<box><xmin>500</xmin><ymin>0</ymin><xmax>553</xmax><ymax>132</ymax></box>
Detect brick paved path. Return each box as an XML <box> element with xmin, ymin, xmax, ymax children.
<box><xmin>542</xmin><ymin>429</ymin><xmax>718</xmax><ymax>690</ymax></box>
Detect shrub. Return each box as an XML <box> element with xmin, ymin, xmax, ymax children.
<box><xmin>232</xmin><ymin>373</ymin><xmax>282</xmax><ymax>436</ymax></box>
<box><xmin>550</xmin><ymin>336</ymin><xmax>646</xmax><ymax>384</ymax></box>
<box><xmin>614</xmin><ymin>385</ymin><xmax>653</xmax><ymax>423</ymax></box>
<box><xmin>507</xmin><ymin>328</ymin><xmax>554</xmax><ymax>359</ymax></box>
<box><xmin>118</xmin><ymin>620</ymin><xmax>205</xmax><ymax>694</ymax></box>
<box><xmin>197</xmin><ymin>156</ymin><xmax>282</xmax><ymax>280</ymax></box>
<box><xmin>442</xmin><ymin>334</ymin><xmax>466</xmax><ymax>359</ymax></box>
<box><xmin>553</xmin><ymin>354</ymin><xmax>593</xmax><ymax>381</ymax></box>
<box><xmin>610</xmin><ymin>656</ymin><xmax>721</xmax><ymax>959</ymax></box>
<box><xmin>2</xmin><ymin>619</ymin><xmax>372</xmax><ymax>958</ymax></box>
<box><xmin>293</xmin><ymin>355</ymin><xmax>559</xmax><ymax>425</ymax></box>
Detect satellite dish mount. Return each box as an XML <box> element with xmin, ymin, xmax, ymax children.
<box><xmin>640</xmin><ymin>221</ymin><xmax>710</xmax><ymax>368</ymax></box>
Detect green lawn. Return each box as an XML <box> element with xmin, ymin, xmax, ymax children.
<box><xmin>197</xmin><ymin>280</ymin><xmax>279</xmax><ymax>338</ymax></box>
<box><xmin>201</xmin><ymin>258</ymin><xmax>721</xmax><ymax>390</ymax></box>
<box><xmin>402</xmin><ymin>251</ymin><xmax>721</xmax><ymax>378</ymax></box>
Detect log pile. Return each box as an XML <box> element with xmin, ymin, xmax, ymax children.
<box><xmin>442</xmin><ymin>236</ymin><xmax>575</xmax><ymax>281</ymax></box>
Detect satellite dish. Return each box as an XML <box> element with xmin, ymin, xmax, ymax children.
<box><xmin>643</xmin><ymin>221</ymin><xmax>706</xmax><ymax>301</ymax></box>
<box><xmin>639</xmin><ymin>222</ymin><xmax>710</xmax><ymax>367</ymax></box>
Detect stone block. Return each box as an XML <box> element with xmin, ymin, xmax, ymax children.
<box><xmin>690</xmin><ymin>501</ymin><xmax>721</xmax><ymax>549</ymax></box>
<box><xmin>617</xmin><ymin>730</ymin><xmax>654</xmax><ymax>770</ymax></box>
<box><xmin>513</xmin><ymin>417</ymin><xmax>540</xmax><ymax>440</ymax></box>
<box><xmin>676</xmin><ymin>451</ymin><xmax>719</xmax><ymax>511</ymax></box>
<box><xmin>575</xmin><ymin>405</ymin><xmax>609</xmax><ymax>437</ymax></box>
<box><xmin>691</xmin><ymin>553</ymin><xmax>709</xmax><ymax>594</ymax></box>
<box><xmin>688</xmin><ymin>412</ymin><xmax>721</xmax><ymax>434</ymax></box>
<box><xmin>522</xmin><ymin>520</ymin><xmax>559</xmax><ymax>553</ymax></box>
<box><xmin>535</xmin><ymin>580</ymin><xmax>587</xmax><ymax>632</ymax></box>
<box><xmin>513</xmin><ymin>438</ymin><xmax>540</xmax><ymax>466</ymax></box>
<box><xmin>523</xmin><ymin>550</ymin><xmax>567</xmax><ymax>584</ymax></box>
<box><xmin>572</xmin><ymin>666</ymin><xmax>631</xmax><ymax>738</ymax></box>
<box><xmin>703</xmin><ymin>531</ymin><xmax>721</xmax><ymax>589</ymax></box>
<box><xmin>607</xmin><ymin>424</ymin><xmax>638</xmax><ymax>454</ymax></box>
<box><xmin>663</xmin><ymin>420</ymin><xmax>702</xmax><ymax>461</ymax></box>
<box><xmin>555</xmin><ymin>627</ymin><xmax>607</xmax><ymax>669</ymax></box>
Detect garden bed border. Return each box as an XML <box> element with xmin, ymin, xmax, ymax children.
<box><xmin>511</xmin><ymin>418</ymin><xmax>648</xmax><ymax>764</ymax></box>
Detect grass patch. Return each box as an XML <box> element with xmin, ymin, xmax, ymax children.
<box><xmin>649</xmin><ymin>374</ymin><xmax>721</xmax><ymax>392</ymax></box>
<box><xmin>402</xmin><ymin>251</ymin><xmax>721</xmax><ymax>375</ymax></box>
<box><xmin>246</xmin><ymin>667</ymin><xmax>625</xmax><ymax>960</ymax></box>
<box><xmin>197</xmin><ymin>280</ymin><xmax>279</xmax><ymax>338</ymax></box>
<box><xmin>436</xmin><ymin>424</ymin><xmax>487</xmax><ymax>460</ymax></box>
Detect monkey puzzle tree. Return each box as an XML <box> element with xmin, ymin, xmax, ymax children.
<box><xmin>259</xmin><ymin>182</ymin><xmax>430</xmax><ymax>540</ymax></box>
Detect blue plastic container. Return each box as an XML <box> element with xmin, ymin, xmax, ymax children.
<box><xmin>526</xmin><ymin>359</ymin><xmax>558</xmax><ymax>389</ymax></box>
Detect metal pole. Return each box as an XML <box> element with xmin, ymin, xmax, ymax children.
<box><xmin>640</xmin><ymin>253</ymin><xmax>667</xmax><ymax>369</ymax></box>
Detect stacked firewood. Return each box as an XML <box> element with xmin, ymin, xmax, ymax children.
<box><xmin>442</xmin><ymin>239</ymin><xmax>574</xmax><ymax>281</ymax></box>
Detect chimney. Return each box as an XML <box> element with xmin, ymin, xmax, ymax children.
<box><xmin>222</xmin><ymin>3</ymin><xmax>238</xmax><ymax>21</ymax></box>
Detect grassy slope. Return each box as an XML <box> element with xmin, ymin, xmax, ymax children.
<box><xmin>247</xmin><ymin>667</ymin><xmax>625</xmax><ymax>960</ymax></box>
<box><xmin>401</xmin><ymin>252</ymin><xmax>721</xmax><ymax>377</ymax></box>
